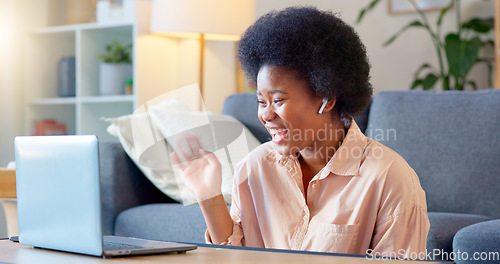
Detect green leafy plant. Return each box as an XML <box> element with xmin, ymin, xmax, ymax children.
<box><xmin>357</xmin><ymin>0</ymin><xmax>494</xmax><ymax>90</ymax></box>
<box><xmin>97</xmin><ymin>40</ymin><xmax>133</xmax><ymax>64</ymax></box>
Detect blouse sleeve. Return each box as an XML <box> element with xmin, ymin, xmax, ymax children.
<box><xmin>371</xmin><ymin>204</ymin><xmax>429</xmax><ymax>258</ymax></box>
<box><xmin>370</xmin><ymin>159</ymin><xmax>430</xmax><ymax>258</ymax></box>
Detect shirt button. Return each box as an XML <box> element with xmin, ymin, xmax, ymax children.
<box><xmin>312</xmin><ymin>182</ymin><xmax>318</xmax><ymax>189</ymax></box>
<box><xmin>303</xmin><ymin>215</ymin><xmax>308</xmax><ymax>222</ymax></box>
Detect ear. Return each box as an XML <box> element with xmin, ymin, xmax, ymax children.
<box><xmin>319</xmin><ymin>97</ymin><xmax>336</xmax><ymax>114</ymax></box>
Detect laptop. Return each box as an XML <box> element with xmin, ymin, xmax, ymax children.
<box><xmin>14</xmin><ymin>135</ymin><xmax>197</xmax><ymax>257</ymax></box>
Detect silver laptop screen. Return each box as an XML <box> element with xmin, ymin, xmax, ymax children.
<box><xmin>15</xmin><ymin>135</ymin><xmax>103</xmax><ymax>256</ymax></box>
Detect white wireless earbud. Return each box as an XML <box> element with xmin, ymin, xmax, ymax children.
<box><xmin>318</xmin><ymin>98</ymin><xmax>328</xmax><ymax>114</ymax></box>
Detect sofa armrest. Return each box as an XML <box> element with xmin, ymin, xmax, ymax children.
<box><xmin>453</xmin><ymin>219</ymin><xmax>500</xmax><ymax>264</ymax></box>
<box><xmin>99</xmin><ymin>141</ymin><xmax>176</xmax><ymax>235</ymax></box>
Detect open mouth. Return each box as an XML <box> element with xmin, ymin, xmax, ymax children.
<box><xmin>269</xmin><ymin>128</ymin><xmax>288</xmax><ymax>144</ymax></box>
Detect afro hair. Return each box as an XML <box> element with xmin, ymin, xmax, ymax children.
<box><xmin>238</xmin><ymin>6</ymin><xmax>373</xmax><ymax>117</ymax></box>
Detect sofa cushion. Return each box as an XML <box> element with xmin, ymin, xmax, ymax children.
<box><xmin>99</xmin><ymin>141</ymin><xmax>175</xmax><ymax>235</ymax></box>
<box><xmin>427</xmin><ymin>212</ymin><xmax>493</xmax><ymax>260</ymax></box>
<box><xmin>352</xmin><ymin>98</ymin><xmax>371</xmax><ymax>134</ymax></box>
<box><xmin>107</xmin><ymin>97</ymin><xmax>261</xmax><ymax>205</ymax></box>
<box><xmin>453</xmin><ymin>219</ymin><xmax>500</xmax><ymax>264</ymax></box>
<box><xmin>114</xmin><ymin>204</ymin><xmax>207</xmax><ymax>243</ymax></box>
<box><xmin>366</xmin><ymin>90</ymin><xmax>500</xmax><ymax>218</ymax></box>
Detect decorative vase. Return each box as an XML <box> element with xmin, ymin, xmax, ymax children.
<box><xmin>57</xmin><ymin>56</ymin><xmax>76</xmax><ymax>97</ymax></box>
<box><xmin>99</xmin><ymin>63</ymin><xmax>133</xmax><ymax>95</ymax></box>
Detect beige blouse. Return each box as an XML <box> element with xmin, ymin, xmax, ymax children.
<box><xmin>207</xmin><ymin>121</ymin><xmax>429</xmax><ymax>257</ymax></box>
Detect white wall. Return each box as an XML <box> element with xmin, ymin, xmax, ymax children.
<box><xmin>0</xmin><ymin>0</ymin><xmax>24</xmax><ymax>238</ymax></box>
<box><xmin>255</xmin><ymin>0</ymin><xmax>495</xmax><ymax>93</ymax></box>
<box><xmin>0</xmin><ymin>1</ymin><xmax>23</xmax><ymax>166</ymax></box>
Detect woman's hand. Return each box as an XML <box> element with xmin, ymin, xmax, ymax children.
<box><xmin>170</xmin><ymin>134</ymin><xmax>222</xmax><ymax>202</ymax></box>
<box><xmin>171</xmin><ymin>134</ymin><xmax>233</xmax><ymax>244</ymax></box>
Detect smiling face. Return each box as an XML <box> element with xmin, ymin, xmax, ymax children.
<box><xmin>257</xmin><ymin>65</ymin><xmax>334</xmax><ymax>157</ymax></box>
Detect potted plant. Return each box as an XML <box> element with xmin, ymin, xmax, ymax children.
<box><xmin>97</xmin><ymin>40</ymin><xmax>133</xmax><ymax>95</ymax></box>
<box><xmin>357</xmin><ymin>0</ymin><xmax>494</xmax><ymax>90</ymax></box>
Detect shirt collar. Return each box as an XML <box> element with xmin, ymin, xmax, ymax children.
<box><xmin>318</xmin><ymin>120</ymin><xmax>367</xmax><ymax>178</ymax></box>
<box><xmin>265</xmin><ymin>120</ymin><xmax>368</xmax><ymax>178</ymax></box>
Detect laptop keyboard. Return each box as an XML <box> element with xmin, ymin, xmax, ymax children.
<box><xmin>103</xmin><ymin>241</ymin><xmax>143</xmax><ymax>250</ymax></box>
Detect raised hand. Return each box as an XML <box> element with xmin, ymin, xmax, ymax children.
<box><xmin>170</xmin><ymin>134</ymin><xmax>222</xmax><ymax>202</ymax></box>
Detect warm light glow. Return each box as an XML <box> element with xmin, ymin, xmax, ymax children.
<box><xmin>154</xmin><ymin>32</ymin><xmax>201</xmax><ymax>39</ymax></box>
<box><xmin>0</xmin><ymin>2</ymin><xmax>14</xmax><ymax>52</ymax></box>
<box><xmin>150</xmin><ymin>0</ymin><xmax>255</xmax><ymax>37</ymax></box>
<box><xmin>204</xmin><ymin>34</ymin><xmax>241</xmax><ymax>42</ymax></box>
<box><xmin>154</xmin><ymin>32</ymin><xmax>241</xmax><ymax>41</ymax></box>
<box><xmin>149</xmin><ymin>0</ymin><xmax>254</xmax><ymax>100</ymax></box>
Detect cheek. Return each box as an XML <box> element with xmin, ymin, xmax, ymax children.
<box><xmin>277</xmin><ymin>106</ymin><xmax>302</xmax><ymax>125</ymax></box>
<box><xmin>281</xmin><ymin>108</ymin><xmax>320</xmax><ymax>140</ymax></box>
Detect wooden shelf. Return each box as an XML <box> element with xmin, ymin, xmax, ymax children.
<box><xmin>31</xmin><ymin>97</ymin><xmax>77</xmax><ymax>105</ymax></box>
<box><xmin>80</xmin><ymin>95</ymin><xmax>135</xmax><ymax>103</ymax></box>
<box><xmin>34</xmin><ymin>22</ymin><xmax>135</xmax><ymax>34</ymax></box>
<box><xmin>31</xmin><ymin>96</ymin><xmax>134</xmax><ymax>105</ymax></box>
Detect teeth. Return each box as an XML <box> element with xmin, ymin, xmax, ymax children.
<box><xmin>269</xmin><ymin>128</ymin><xmax>286</xmax><ymax>134</ymax></box>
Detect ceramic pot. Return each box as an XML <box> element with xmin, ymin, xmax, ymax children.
<box><xmin>99</xmin><ymin>63</ymin><xmax>133</xmax><ymax>95</ymax></box>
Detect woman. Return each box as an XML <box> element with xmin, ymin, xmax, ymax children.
<box><xmin>171</xmin><ymin>6</ymin><xmax>429</xmax><ymax>257</ymax></box>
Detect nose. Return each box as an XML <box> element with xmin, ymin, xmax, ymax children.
<box><xmin>259</xmin><ymin>105</ymin><xmax>277</xmax><ymax>123</ymax></box>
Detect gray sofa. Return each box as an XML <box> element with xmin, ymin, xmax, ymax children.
<box><xmin>99</xmin><ymin>90</ymin><xmax>500</xmax><ymax>262</ymax></box>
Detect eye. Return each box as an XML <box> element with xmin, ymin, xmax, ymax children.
<box><xmin>273</xmin><ymin>99</ymin><xmax>283</xmax><ymax>104</ymax></box>
<box><xmin>257</xmin><ymin>99</ymin><xmax>267</xmax><ymax>106</ymax></box>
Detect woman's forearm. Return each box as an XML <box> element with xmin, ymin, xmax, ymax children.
<box><xmin>198</xmin><ymin>194</ymin><xmax>234</xmax><ymax>244</ymax></box>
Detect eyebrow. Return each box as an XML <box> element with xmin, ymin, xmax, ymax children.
<box><xmin>257</xmin><ymin>90</ymin><xmax>288</xmax><ymax>95</ymax></box>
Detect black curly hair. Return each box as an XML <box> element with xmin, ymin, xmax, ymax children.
<box><xmin>238</xmin><ymin>6</ymin><xmax>372</xmax><ymax>118</ymax></box>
